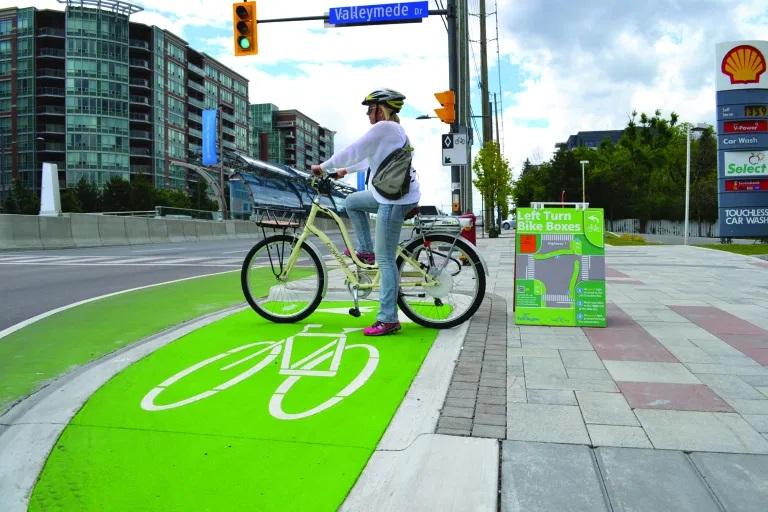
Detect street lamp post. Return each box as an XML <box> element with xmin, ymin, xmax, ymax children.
<box><xmin>684</xmin><ymin>124</ymin><xmax>708</xmax><ymax>245</ymax></box>
<box><xmin>579</xmin><ymin>160</ymin><xmax>589</xmax><ymax>203</ymax></box>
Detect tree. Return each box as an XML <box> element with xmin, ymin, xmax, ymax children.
<box><xmin>101</xmin><ymin>175</ymin><xmax>132</xmax><ymax>212</ymax></box>
<box><xmin>60</xmin><ymin>188</ymin><xmax>82</xmax><ymax>212</ymax></box>
<box><xmin>74</xmin><ymin>176</ymin><xmax>101</xmax><ymax>212</ymax></box>
<box><xmin>188</xmin><ymin>180</ymin><xmax>219</xmax><ymax>211</ymax></box>
<box><xmin>130</xmin><ymin>174</ymin><xmax>155</xmax><ymax>211</ymax></box>
<box><xmin>473</xmin><ymin>141</ymin><xmax>513</xmax><ymax>235</ymax></box>
<box><xmin>3</xmin><ymin>178</ymin><xmax>39</xmax><ymax>214</ymax></box>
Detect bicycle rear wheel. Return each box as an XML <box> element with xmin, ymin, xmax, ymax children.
<box><xmin>241</xmin><ymin>234</ymin><xmax>325</xmax><ymax>322</ymax></box>
<box><xmin>397</xmin><ymin>233</ymin><xmax>486</xmax><ymax>329</ymax></box>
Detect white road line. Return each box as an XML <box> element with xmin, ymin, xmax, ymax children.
<box><xmin>0</xmin><ymin>269</ymin><xmax>238</xmax><ymax>341</ymax></box>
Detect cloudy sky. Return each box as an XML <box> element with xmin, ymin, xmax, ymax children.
<box><xmin>8</xmin><ymin>0</ymin><xmax>768</xmax><ymax>211</ymax></box>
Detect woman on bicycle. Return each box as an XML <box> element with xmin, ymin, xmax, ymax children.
<box><xmin>311</xmin><ymin>88</ymin><xmax>420</xmax><ymax>336</ymax></box>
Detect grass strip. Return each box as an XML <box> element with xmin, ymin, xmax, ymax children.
<box><xmin>696</xmin><ymin>243</ymin><xmax>768</xmax><ymax>256</ymax></box>
<box><xmin>0</xmin><ymin>271</ymin><xmax>243</xmax><ymax>413</ymax></box>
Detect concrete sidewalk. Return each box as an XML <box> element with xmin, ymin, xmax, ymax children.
<box><xmin>346</xmin><ymin>232</ymin><xmax>768</xmax><ymax>511</ymax></box>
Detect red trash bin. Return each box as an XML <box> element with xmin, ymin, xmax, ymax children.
<box><xmin>459</xmin><ymin>212</ymin><xmax>476</xmax><ymax>245</ymax></box>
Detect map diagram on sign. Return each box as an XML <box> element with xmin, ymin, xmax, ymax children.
<box><xmin>516</xmin><ymin>234</ymin><xmax>604</xmax><ymax>307</ymax></box>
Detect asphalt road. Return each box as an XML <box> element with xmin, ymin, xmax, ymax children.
<box><xmin>0</xmin><ymin>231</ymin><xmax>374</xmax><ymax>332</ymax></box>
<box><xmin>0</xmin><ymin>239</ymin><xmax>259</xmax><ymax>331</ymax></box>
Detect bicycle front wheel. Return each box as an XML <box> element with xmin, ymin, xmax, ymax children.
<box><xmin>397</xmin><ymin>233</ymin><xmax>486</xmax><ymax>329</ymax></box>
<box><xmin>241</xmin><ymin>234</ymin><xmax>325</xmax><ymax>323</ymax></box>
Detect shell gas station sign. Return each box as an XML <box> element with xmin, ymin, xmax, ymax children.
<box><xmin>716</xmin><ymin>41</ymin><xmax>768</xmax><ymax>237</ymax></box>
<box><xmin>717</xmin><ymin>41</ymin><xmax>768</xmax><ymax>91</ymax></box>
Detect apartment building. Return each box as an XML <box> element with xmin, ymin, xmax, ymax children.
<box><xmin>0</xmin><ymin>0</ymin><xmax>250</xmax><ymax>204</ymax></box>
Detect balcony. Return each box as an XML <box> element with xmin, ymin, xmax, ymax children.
<box><xmin>130</xmin><ymin>129</ymin><xmax>152</xmax><ymax>140</ymax></box>
<box><xmin>38</xmin><ymin>28</ymin><xmax>65</xmax><ymax>38</ymax></box>
<box><xmin>37</xmin><ymin>87</ymin><xmax>65</xmax><ymax>97</ymax></box>
<box><xmin>38</xmin><ymin>48</ymin><xmax>65</xmax><ymax>59</ymax></box>
<box><xmin>37</xmin><ymin>68</ymin><xmax>65</xmax><ymax>79</ymax></box>
<box><xmin>188</xmin><ymin>127</ymin><xmax>202</xmax><ymax>139</ymax></box>
<box><xmin>188</xmin><ymin>112</ymin><xmax>202</xmax><ymax>124</ymax></box>
<box><xmin>37</xmin><ymin>124</ymin><xmax>65</xmax><ymax>134</ymax></box>
<box><xmin>130</xmin><ymin>112</ymin><xmax>151</xmax><ymax>123</ymax></box>
<box><xmin>188</xmin><ymin>62</ymin><xmax>205</xmax><ymax>76</ymax></box>
<box><xmin>131</xmin><ymin>165</ymin><xmax>153</xmax><ymax>174</ymax></box>
<box><xmin>38</xmin><ymin>105</ymin><xmax>65</xmax><ymax>115</ymax></box>
<box><xmin>187</xmin><ymin>81</ymin><xmax>205</xmax><ymax>94</ymax></box>
<box><xmin>39</xmin><ymin>142</ymin><xmax>66</xmax><ymax>152</ymax></box>
<box><xmin>130</xmin><ymin>147</ymin><xmax>152</xmax><ymax>156</ymax></box>
<box><xmin>130</xmin><ymin>78</ymin><xmax>150</xmax><ymax>88</ymax></box>
<box><xmin>187</xmin><ymin>96</ymin><xmax>204</xmax><ymax>109</ymax></box>
<box><xmin>129</xmin><ymin>59</ymin><xmax>149</xmax><ymax>69</ymax></box>
<box><xmin>129</xmin><ymin>39</ymin><xmax>150</xmax><ymax>50</ymax></box>
<box><xmin>129</xmin><ymin>95</ymin><xmax>150</xmax><ymax>106</ymax></box>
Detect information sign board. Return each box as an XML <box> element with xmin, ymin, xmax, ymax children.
<box><xmin>514</xmin><ymin>207</ymin><xmax>606</xmax><ymax>327</ymax></box>
<box><xmin>441</xmin><ymin>133</ymin><xmax>467</xmax><ymax>165</ymax></box>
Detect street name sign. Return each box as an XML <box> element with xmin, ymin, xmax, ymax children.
<box><xmin>328</xmin><ymin>1</ymin><xmax>428</xmax><ymax>26</ymax></box>
<box><xmin>441</xmin><ymin>133</ymin><xmax>467</xmax><ymax>166</ymax></box>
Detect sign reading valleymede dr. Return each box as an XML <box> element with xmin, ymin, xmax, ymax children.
<box><xmin>716</xmin><ymin>40</ymin><xmax>768</xmax><ymax>237</ymax></box>
<box><xmin>514</xmin><ymin>207</ymin><xmax>606</xmax><ymax>327</ymax></box>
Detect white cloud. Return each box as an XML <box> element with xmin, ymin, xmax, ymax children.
<box><xmin>8</xmin><ymin>0</ymin><xmax>768</xmax><ymax>211</ymax></box>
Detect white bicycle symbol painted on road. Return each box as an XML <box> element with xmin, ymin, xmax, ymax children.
<box><xmin>140</xmin><ymin>324</ymin><xmax>379</xmax><ymax>420</ymax></box>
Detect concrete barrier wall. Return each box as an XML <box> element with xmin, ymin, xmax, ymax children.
<box><xmin>181</xmin><ymin>220</ymin><xmax>198</xmax><ymax>241</ymax></box>
<box><xmin>195</xmin><ymin>221</ymin><xmax>215</xmax><ymax>241</ymax></box>
<box><xmin>147</xmin><ymin>218</ymin><xmax>169</xmax><ymax>243</ymax></box>
<box><xmin>39</xmin><ymin>216</ymin><xmax>74</xmax><ymax>249</ymax></box>
<box><xmin>70</xmin><ymin>214</ymin><xmax>101</xmax><ymax>247</ymax></box>
<box><xmin>0</xmin><ymin>213</ymin><xmax>357</xmax><ymax>250</ymax></box>
<box><xmin>125</xmin><ymin>217</ymin><xmax>151</xmax><ymax>245</ymax></box>
<box><xmin>97</xmin><ymin>215</ymin><xmax>129</xmax><ymax>246</ymax></box>
<box><xmin>11</xmin><ymin>215</ymin><xmax>43</xmax><ymax>249</ymax></box>
<box><xmin>0</xmin><ymin>215</ymin><xmax>14</xmax><ymax>250</ymax></box>
<box><xmin>165</xmin><ymin>219</ymin><xmax>186</xmax><ymax>243</ymax></box>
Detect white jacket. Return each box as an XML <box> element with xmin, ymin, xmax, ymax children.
<box><xmin>319</xmin><ymin>121</ymin><xmax>421</xmax><ymax>205</ymax></box>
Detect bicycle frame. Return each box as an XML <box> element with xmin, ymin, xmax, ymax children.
<box><xmin>279</xmin><ymin>193</ymin><xmax>436</xmax><ymax>295</ymax></box>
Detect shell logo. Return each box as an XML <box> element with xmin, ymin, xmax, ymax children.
<box><xmin>721</xmin><ymin>44</ymin><xmax>766</xmax><ymax>84</ymax></box>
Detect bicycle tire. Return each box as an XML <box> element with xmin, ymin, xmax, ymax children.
<box><xmin>241</xmin><ymin>234</ymin><xmax>325</xmax><ymax>323</ymax></box>
<box><xmin>397</xmin><ymin>233</ymin><xmax>486</xmax><ymax>329</ymax></box>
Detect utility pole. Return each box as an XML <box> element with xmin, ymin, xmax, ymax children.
<box><xmin>457</xmin><ymin>0</ymin><xmax>471</xmax><ymax>214</ymax></box>
<box><xmin>479</xmin><ymin>0</ymin><xmax>491</xmax><ymax>227</ymax></box>
<box><xmin>447</xmin><ymin>0</ymin><xmax>462</xmax><ymax>216</ymax></box>
<box><xmin>479</xmin><ymin>0</ymin><xmax>490</xmax><ymax>144</ymax></box>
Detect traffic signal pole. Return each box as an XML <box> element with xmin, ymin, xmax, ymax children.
<box><xmin>446</xmin><ymin>0</ymin><xmax>463</xmax><ymax>215</ymax></box>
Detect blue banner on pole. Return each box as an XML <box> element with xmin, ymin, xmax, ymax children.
<box><xmin>202</xmin><ymin>109</ymin><xmax>218</xmax><ymax>166</ymax></box>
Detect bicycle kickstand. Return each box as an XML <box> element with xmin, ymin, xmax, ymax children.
<box><xmin>349</xmin><ymin>286</ymin><xmax>361</xmax><ymax>317</ymax></box>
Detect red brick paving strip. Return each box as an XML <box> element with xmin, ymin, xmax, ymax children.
<box><xmin>670</xmin><ymin>306</ymin><xmax>768</xmax><ymax>366</ymax></box>
<box><xmin>617</xmin><ymin>382</ymin><xmax>735</xmax><ymax>412</ymax></box>
<box><xmin>583</xmin><ymin>303</ymin><xmax>678</xmax><ymax>362</ymax></box>
<box><xmin>606</xmin><ymin>268</ymin><xmax>631</xmax><ymax>278</ymax></box>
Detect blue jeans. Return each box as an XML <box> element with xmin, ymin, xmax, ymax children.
<box><xmin>345</xmin><ymin>190</ymin><xmax>417</xmax><ymax>323</ymax></box>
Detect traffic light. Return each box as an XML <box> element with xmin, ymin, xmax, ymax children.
<box><xmin>232</xmin><ymin>1</ymin><xmax>257</xmax><ymax>56</ymax></box>
<box><xmin>434</xmin><ymin>90</ymin><xmax>455</xmax><ymax>124</ymax></box>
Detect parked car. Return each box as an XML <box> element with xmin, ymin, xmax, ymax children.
<box><xmin>502</xmin><ymin>217</ymin><xmax>516</xmax><ymax>230</ymax></box>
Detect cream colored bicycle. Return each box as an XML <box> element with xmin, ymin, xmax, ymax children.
<box><xmin>240</xmin><ymin>174</ymin><xmax>487</xmax><ymax>329</ymax></box>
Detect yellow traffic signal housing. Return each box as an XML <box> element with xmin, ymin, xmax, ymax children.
<box><xmin>233</xmin><ymin>1</ymin><xmax>257</xmax><ymax>56</ymax></box>
<box><xmin>434</xmin><ymin>90</ymin><xmax>455</xmax><ymax>124</ymax></box>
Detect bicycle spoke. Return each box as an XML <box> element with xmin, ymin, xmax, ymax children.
<box><xmin>242</xmin><ymin>235</ymin><xmax>325</xmax><ymax>322</ymax></box>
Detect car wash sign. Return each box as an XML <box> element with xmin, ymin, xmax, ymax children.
<box><xmin>717</xmin><ymin>40</ymin><xmax>768</xmax><ymax>237</ymax></box>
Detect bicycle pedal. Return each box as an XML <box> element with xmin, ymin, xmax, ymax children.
<box><xmin>349</xmin><ymin>308</ymin><xmax>361</xmax><ymax>317</ymax></box>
